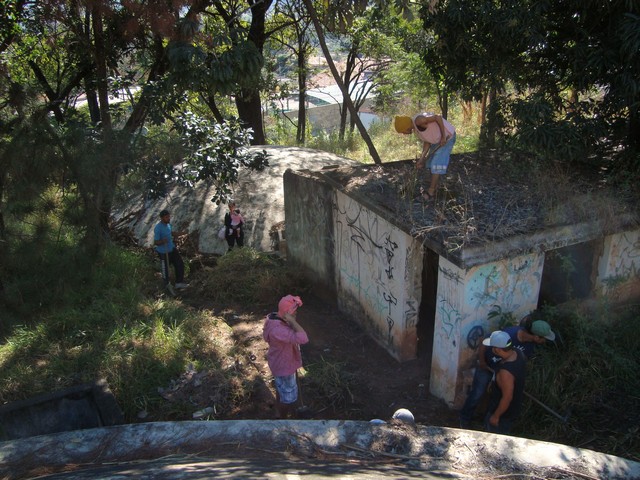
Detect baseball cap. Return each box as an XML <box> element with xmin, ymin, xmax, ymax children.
<box><xmin>394</xmin><ymin>115</ymin><xmax>413</xmax><ymax>133</ymax></box>
<box><xmin>278</xmin><ymin>295</ymin><xmax>303</xmax><ymax>316</ymax></box>
<box><xmin>159</xmin><ymin>209</ymin><xmax>170</xmax><ymax>217</ymax></box>
<box><xmin>531</xmin><ymin>320</ymin><xmax>556</xmax><ymax>341</ymax></box>
<box><xmin>482</xmin><ymin>330</ymin><xmax>512</xmax><ymax>348</ymax></box>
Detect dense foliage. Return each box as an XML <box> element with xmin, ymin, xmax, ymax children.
<box><xmin>420</xmin><ymin>0</ymin><xmax>640</xmax><ymax>172</ymax></box>
<box><xmin>0</xmin><ymin>0</ymin><xmax>269</xmax><ymax>267</ymax></box>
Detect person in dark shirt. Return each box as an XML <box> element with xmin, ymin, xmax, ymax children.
<box><xmin>459</xmin><ymin>332</ymin><xmax>502</xmax><ymax>428</ymax></box>
<box><xmin>504</xmin><ymin>317</ymin><xmax>556</xmax><ymax>360</ymax></box>
<box><xmin>483</xmin><ymin>331</ymin><xmax>527</xmax><ymax>435</ymax></box>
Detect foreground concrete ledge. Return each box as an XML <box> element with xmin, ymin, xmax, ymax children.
<box><xmin>1</xmin><ymin>420</ymin><xmax>638</xmax><ymax>479</ymax></box>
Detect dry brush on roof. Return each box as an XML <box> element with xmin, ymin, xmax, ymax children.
<box><xmin>334</xmin><ymin>151</ymin><xmax>639</xmax><ymax>253</ymax></box>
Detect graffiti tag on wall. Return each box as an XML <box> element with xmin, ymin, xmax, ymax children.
<box><xmin>609</xmin><ymin>231</ymin><xmax>640</xmax><ymax>280</ymax></box>
<box><xmin>334</xmin><ymin>194</ymin><xmax>415</xmax><ymax>347</ymax></box>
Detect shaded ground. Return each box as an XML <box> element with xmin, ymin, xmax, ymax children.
<box><xmin>170</xmin><ymin>286</ymin><xmax>459</xmax><ymax>427</ymax></box>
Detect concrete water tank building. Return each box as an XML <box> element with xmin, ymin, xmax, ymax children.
<box><xmin>283</xmin><ymin>154</ymin><xmax>640</xmax><ymax>408</ymax></box>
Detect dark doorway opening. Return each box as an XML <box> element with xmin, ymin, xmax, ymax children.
<box><xmin>539</xmin><ymin>240</ymin><xmax>598</xmax><ymax>306</ymax></box>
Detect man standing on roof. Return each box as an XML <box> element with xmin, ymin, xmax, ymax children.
<box><xmin>394</xmin><ymin>113</ymin><xmax>456</xmax><ymax>202</ymax></box>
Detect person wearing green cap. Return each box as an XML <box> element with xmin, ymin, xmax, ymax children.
<box><xmin>459</xmin><ymin>313</ymin><xmax>555</xmax><ymax>429</ymax></box>
<box><xmin>504</xmin><ymin>313</ymin><xmax>556</xmax><ymax>360</ymax></box>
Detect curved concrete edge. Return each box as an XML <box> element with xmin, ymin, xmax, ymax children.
<box><xmin>1</xmin><ymin>420</ymin><xmax>638</xmax><ymax>479</ymax></box>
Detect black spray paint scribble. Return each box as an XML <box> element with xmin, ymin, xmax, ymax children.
<box><xmin>466</xmin><ymin>325</ymin><xmax>485</xmax><ymax>349</ymax></box>
<box><xmin>439</xmin><ymin>266</ymin><xmax>463</xmax><ymax>284</ymax></box>
<box><xmin>387</xmin><ymin>316</ymin><xmax>395</xmax><ymax>344</ymax></box>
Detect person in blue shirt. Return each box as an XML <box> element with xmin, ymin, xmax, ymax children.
<box><xmin>154</xmin><ymin>209</ymin><xmax>188</xmax><ymax>293</ymax></box>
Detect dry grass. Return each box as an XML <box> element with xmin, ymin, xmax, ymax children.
<box><xmin>330</xmin><ymin>151</ymin><xmax>639</xmax><ymax>253</ymax></box>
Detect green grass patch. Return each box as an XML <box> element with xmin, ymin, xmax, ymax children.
<box><xmin>0</xmin><ymin>245</ymin><xmax>241</xmax><ymax>421</ymax></box>
<box><xmin>516</xmin><ymin>304</ymin><xmax>640</xmax><ymax>461</ymax></box>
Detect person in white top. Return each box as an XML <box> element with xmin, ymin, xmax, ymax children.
<box><xmin>395</xmin><ymin>113</ymin><xmax>456</xmax><ymax>201</ymax></box>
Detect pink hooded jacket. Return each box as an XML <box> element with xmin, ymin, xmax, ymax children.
<box><xmin>262</xmin><ymin>313</ymin><xmax>309</xmax><ymax>376</ymax></box>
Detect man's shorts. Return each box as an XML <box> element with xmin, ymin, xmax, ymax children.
<box><xmin>274</xmin><ymin>374</ymin><xmax>298</xmax><ymax>404</ymax></box>
<box><xmin>427</xmin><ymin>133</ymin><xmax>456</xmax><ymax>174</ymax></box>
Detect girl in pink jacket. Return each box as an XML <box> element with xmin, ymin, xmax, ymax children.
<box><xmin>262</xmin><ymin>295</ymin><xmax>309</xmax><ymax>418</ymax></box>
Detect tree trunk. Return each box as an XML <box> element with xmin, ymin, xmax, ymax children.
<box><xmin>462</xmin><ymin>101</ymin><xmax>472</xmax><ymax>123</ymax></box>
<box><xmin>297</xmin><ymin>47</ymin><xmax>307</xmax><ymax>144</ymax></box>
<box><xmin>201</xmin><ymin>93</ymin><xmax>224</xmax><ymax>123</ymax></box>
<box><xmin>301</xmin><ymin>0</ymin><xmax>381</xmax><ymax>164</ymax></box>
<box><xmin>0</xmin><ymin>173</ymin><xmax>5</xmax><ymax>241</ymax></box>
<box><xmin>236</xmin><ymin>91</ymin><xmax>265</xmax><ymax>145</ymax></box>
<box><xmin>85</xmin><ymin>85</ymin><xmax>101</xmax><ymax>124</ymax></box>
<box><xmin>92</xmin><ymin>7</ymin><xmax>111</xmax><ymax>132</ymax></box>
<box><xmin>338</xmin><ymin>49</ymin><xmax>357</xmax><ymax>142</ymax></box>
<box><xmin>231</xmin><ymin>0</ymin><xmax>273</xmax><ymax>146</ymax></box>
<box><xmin>440</xmin><ymin>88</ymin><xmax>449</xmax><ymax>120</ymax></box>
<box><xmin>78</xmin><ymin>4</ymin><xmax>115</xmax><ymax>257</ymax></box>
<box><xmin>480</xmin><ymin>87</ymin><xmax>497</xmax><ymax>149</ymax></box>
<box><xmin>479</xmin><ymin>92</ymin><xmax>487</xmax><ymax>124</ymax></box>
<box><xmin>629</xmin><ymin>104</ymin><xmax>640</xmax><ymax>153</ymax></box>
<box><xmin>124</xmin><ymin>37</ymin><xmax>167</xmax><ymax>134</ymax></box>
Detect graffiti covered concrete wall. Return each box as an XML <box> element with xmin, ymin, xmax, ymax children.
<box><xmin>431</xmin><ymin>253</ymin><xmax>544</xmax><ymax>407</ymax></box>
<box><xmin>284</xmin><ymin>164</ymin><xmax>640</xmax><ymax>410</ymax></box>
<box><xmin>333</xmin><ymin>191</ymin><xmax>423</xmax><ymax>361</ymax></box>
<box><xmin>430</xmin><ymin>257</ymin><xmax>465</xmax><ymax>404</ymax></box>
<box><xmin>596</xmin><ymin>229</ymin><xmax>640</xmax><ymax>302</ymax></box>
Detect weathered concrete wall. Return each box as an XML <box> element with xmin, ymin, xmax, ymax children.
<box><xmin>3</xmin><ymin>420</ymin><xmax>639</xmax><ymax>480</ymax></box>
<box><xmin>283</xmin><ymin>169</ymin><xmax>337</xmax><ymax>299</ymax></box>
<box><xmin>596</xmin><ymin>229</ymin><xmax>640</xmax><ymax>302</ymax></box>
<box><xmin>284</xmin><ymin>170</ymin><xmax>423</xmax><ymax>360</ymax></box>
<box><xmin>431</xmin><ymin>252</ymin><xmax>544</xmax><ymax>407</ymax></box>
<box><xmin>283</xmin><ymin>162</ymin><xmax>640</xmax><ymax>408</ymax></box>
<box><xmin>430</xmin><ymin>257</ymin><xmax>465</xmax><ymax>405</ymax></box>
<box><xmin>333</xmin><ymin>191</ymin><xmax>423</xmax><ymax>361</ymax></box>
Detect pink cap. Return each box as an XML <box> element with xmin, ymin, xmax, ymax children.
<box><xmin>278</xmin><ymin>295</ymin><xmax>303</xmax><ymax>316</ymax></box>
